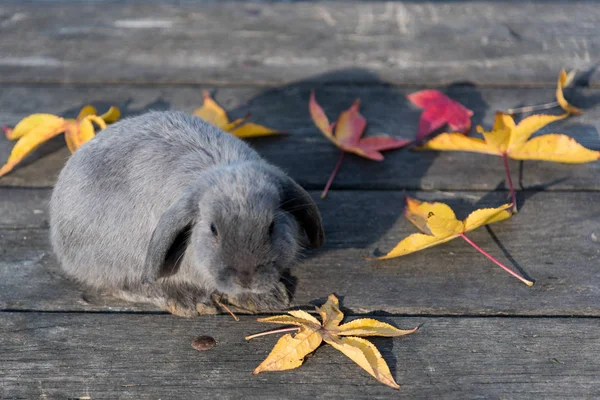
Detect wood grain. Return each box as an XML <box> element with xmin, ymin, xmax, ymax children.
<box><xmin>1</xmin><ymin>84</ymin><xmax>598</xmax><ymax>190</ymax></box>
<box><xmin>2</xmin><ymin>190</ymin><xmax>599</xmax><ymax>316</ymax></box>
<box><xmin>0</xmin><ymin>1</ymin><xmax>598</xmax><ymax>85</ymax></box>
<box><xmin>1</xmin><ymin>312</ymin><xmax>598</xmax><ymax>399</ymax></box>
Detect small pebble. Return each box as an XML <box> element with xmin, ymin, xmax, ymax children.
<box><xmin>192</xmin><ymin>335</ymin><xmax>216</xmax><ymax>351</ymax></box>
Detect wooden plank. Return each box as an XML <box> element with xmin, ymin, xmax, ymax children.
<box><xmin>0</xmin><ymin>84</ymin><xmax>598</xmax><ymax>190</ymax></box>
<box><xmin>2</xmin><ymin>190</ymin><xmax>599</xmax><ymax>316</ymax></box>
<box><xmin>1</xmin><ymin>312</ymin><xmax>598</xmax><ymax>399</ymax></box>
<box><xmin>0</xmin><ymin>1</ymin><xmax>598</xmax><ymax>85</ymax></box>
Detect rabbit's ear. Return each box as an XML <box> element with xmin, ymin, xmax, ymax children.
<box><xmin>278</xmin><ymin>175</ymin><xmax>325</xmax><ymax>248</ymax></box>
<box><xmin>142</xmin><ymin>189</ymin><xmax>199</xmax><ymax>283</ymax></box>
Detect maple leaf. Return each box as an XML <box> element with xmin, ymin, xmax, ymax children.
<box><xmin>372</xmin><ymin>196</ymin><xmax>532</xmax><ymax>286</ymax></box>
<box><xmin>418</xmin><ymin>111</ymin><xmax>598</xmax><ymax>212</ymax></box>
<box><xmin>193</xmin><ymin>91</ymin><xmax>280</xmax><ymax>138</ymax></box>
<box><xmin>0</xmin><ymin>106</ymin><xmax>120</xmax><ymax>178</ymax></box>
<box><xmin>246</xmin><ymin>294</ymin><xmax>418</xmax><ymax>389</ymax></box>
<box><xmin>407</xmin><ymin>90</ymin><xmax>474</xmax><ymax>140</ymax></box>
<box><xmin>508</xmin><ymin>69</ymin><xmax>582</xmax><ymax>116</ymax></box>
<box><xmin>309</xmin><ymin>91</ymin><xmax>411</xmax><ymax>198</ymax></box>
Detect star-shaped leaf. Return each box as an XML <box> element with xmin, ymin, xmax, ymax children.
<box><xmin>193</xmin><ymin>91</ymin><xmax>280</xmax><ymax>138</ymax></box>
<box><xmin>407</xmin><ymin>90</ymin><xmax>473</xmax><ymax>140</ymax></box>
<box><xmin>309</xmin><ymin>91</ymin><xmax>411</xmax><ymax>198</ymax></box>
<box><xmin>247</xmin><ymin>294</ymin><xmax>418</xmax><ymax>389</ymax></box>
<box><xmin>373</xmin><ymin>197</ymin><xmax>533</xmax><ymax>286</ymax></box>
<box><xmin>1</xmin><ymin>106</ymin><xmax>120</xmax><ymax>178</ymax></box>
<box><xmin>418</xmin><ymin>111</ymin><xmax>598</xmax><ymax>212</ymax></box>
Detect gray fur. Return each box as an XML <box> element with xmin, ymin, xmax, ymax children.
<box><xmin>49</xmin><ymin>111</ymin><xmax>324</xmax><ymax>316</ymax></box>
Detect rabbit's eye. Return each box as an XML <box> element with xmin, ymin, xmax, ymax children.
<box><xmin>210</xmin><ymin>223</ymin><xmax>218</xmax><ymax>237</ymax></box>
<box><xmin>268</xmin><ymin>221</ymin><xmax>275</xmax><ymax>236</ymax></box>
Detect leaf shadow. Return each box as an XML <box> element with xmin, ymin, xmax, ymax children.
<box><xmin>484</xmin><ymin>225</ymin><xmax>534</xmax><ymax>283</ymax></box>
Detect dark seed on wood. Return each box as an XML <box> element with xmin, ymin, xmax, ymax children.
<box><xmin>192</xmin><ymin>335</ymin><xmax>216</xmax><ymax>351</ymax></box>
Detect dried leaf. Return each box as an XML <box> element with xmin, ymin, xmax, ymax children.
<box><xmin>0</xmin><ymin>106</ymin><xmax>120</xmax><ymax>177</ymax></box>
<box><xmin>373</xmin><ymin>197</ymin><xmax>533</xmax><ymax>286</ymax></box>
<box><xmin>248</xmin><ymin>294</ymin><xmax>417</xmax><ymax>389</ymax></box>
<box><xmin>407</xmin><ymin>90</ymin><xmax>473</xmax><ymax>140</ymax></box>
<box><xmin>193</xmin><ymin>91</ymin><xmax>280</xmax><ymax>138</ymax></box>
<box><xmin>309</xmin><ymin>91</ymin><xmax>411</xmax><ymax>198</ymax></box>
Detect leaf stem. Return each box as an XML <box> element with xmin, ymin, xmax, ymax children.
<box><xmin>321</xmin><ymin>151</ymin><xmax>345</xmax><ymax>199</ymax></box>
<box><xmin>502</xmin><ymin>153</ymin><xmax>517</xmax><ymax>213</ymax></box>
<box><xmin>245</xmin><ymin>327</ymin><xmax>300</xmax><ymax>341</ymax></box>
<box><xmin>459</xmin><ymin>233</ymin><xmax>533</xmax><ymax>286</ymax></box>
<box><xmin>507</xmin><ymin>101</ymin><xmax>559</xmax><ymax>115</ymax></box>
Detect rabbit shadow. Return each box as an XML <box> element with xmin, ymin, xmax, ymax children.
<box><xmin>220</xmin><ymin>69</ymin><xmax>490</xmax><ymax>256</ymax></box>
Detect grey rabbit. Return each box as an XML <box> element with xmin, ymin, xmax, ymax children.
<box><xmin>50</xmin><ymin>111</ymin><xmax>324</xmax><ymax>316</ymax></box>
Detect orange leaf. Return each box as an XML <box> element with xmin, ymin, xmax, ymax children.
<box><xmin>247</xmin><ymin>294</ymin><xmax>417</xmax><ymax>389</ymax></box>
<box><xmin>309</xmin><ymin>92</ymin><xmax>411</xmax><ymax>197</ymax></box>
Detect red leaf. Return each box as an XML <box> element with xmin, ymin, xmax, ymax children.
<box><xmin>407</xmin><ymin>90</ymin><xmax>473</xmax><ymax>140</ymax></box>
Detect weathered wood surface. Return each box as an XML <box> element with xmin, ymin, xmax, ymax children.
<box><xmin>1</xmin><ymin>1</ymin><xmax>599</xmax><ymax>85</ymax></box>
<box><xmin>1</xmin><ymin>84</ymin><xmax>598</xmax><ymax>190</ymax></box>
<box><xmin>1</xmin><ymin>313</ymin><xmax>599</xmax><ymax>399</ymax></box>
<box><xmin>2</xmin><ymin>190</ymin><xmax>599</xmax><ymax>316</ymax></box>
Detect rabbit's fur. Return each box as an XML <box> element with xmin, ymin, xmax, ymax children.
<box><xmin>50</xmin><ymin>111</ymin><xmax>324</xmax><ymax>316</ymax></box>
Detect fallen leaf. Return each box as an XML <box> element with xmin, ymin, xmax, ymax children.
<box><xmin>556</xmin><ymin>69</ymin><xmax>582</xmax><ymax>115</ymax></box>
<box><xmin>247</xmin><ymin>294</ymin><xmax>417</xmax><ymax>389</ymax></box>
<box><xmin>418</xmin><ymin>111</ymin><xmax>599</xmax><ymax>211</ymax></box>
<box><xmin>0</xmin><ymin>106</ymin><xmax>120</xmax><ymax>178</ymax></box>
<box><xmin>407</xmin><ymin>90</ymin><xmax>473</xmax><ymax>140</ymax></box>
<box><xmin>372</xmin><ymin>197</ymin><xmax>533</xmax><ymax>286</ymax></box>
<box><xmin>508</xmin><ymin>69</ymin><xmax>582</xmax><ymax>116</ymax></box>
<box><xmin>309</xmin><ymin>91</ymin><xmax>411</xmax><ymax>198</ymax></box>
<box><xmin>193</xmin><ymin>91</ymin><xmax>280</xmax><ymax>138</ymax></box>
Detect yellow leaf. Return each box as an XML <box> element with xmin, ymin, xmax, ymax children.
<box><xmin>77</xmin><ymin>105</ymin><xmax>98</xmax><ymax>120</ymax></box>
<box><xmin>229</xmin><ymin>122</ymin><xmax>280</xmax><ymax>138</ymax></box>
<box><xmin>374</xmin><ymin>197</ymin><xmax>533</xmax><ymax>286</ymax></box>
<box><xmin>99</xmin><ymin>106</ymin><xmax>121</xmax><ymax>124</ymax></box>
<box><xmin>222</xmin><ymin>117</ymin><xmax>248</xmax><ymax>132</ymax></box>
<box><xmin>418</xmin><ymin>133</ymin><xmax>498</xmax><ymax>155</ymax></box>
<box><xmin>510</xmin><ymin>134</ymin><xmax>599</xmax><ymax>163</ymax></box>
<box><xmin>193</xmin><ymin>91</ymin><xmax>230</xmax><ymax>130</ymax></box>
<box><xmin>5</xmin><ymin>114</ymin><xmax>63</xmax><ymax>140</ymax></box>
<box><xmin>336</xmin><ymin>319</ymin><xmax>418</xmax><ymax>337</ymax></box>
<box><xmin>556</xmin><ymin>69</ymin><xmax>583</xmax><ymax>115</ymax></box>
<box><xmin>1</xmin><ymin>106</ymin><xmax>119</xmax><ymax>177</ymax></box>
<box><xmin>253</xmin><ymin>327</ymin><xmax>322</xmax><ymax>374</ymax></box>
<box><xmin>316</xmin><ymin>294</ymin><xmax>344</xmax><ymax>329</ymax></box>
<box><xmin>84</xmin><ymin>115</ymin><xmax>107</xmax><ymax>131</ymax></box>
<box><xmin>0</xmin><ymin>118</ymin><xmax>66</xmax><ymax>177</ymax></box>
<box><xmin>257</xmin><ymin>313</ymin><xmax>320</xmax><ymax>327</ymax></box>
<box><xmin>507</xmin><ymin>113</ymin><xmax>568</xmax><ymax>151</ymax></box>
<box><xmin>376</xmin><ymin>232</ymin><xmax>454</xmax><ymax>259</ymax></box>
<box><xmin>248</xmin><ymin>294</ymin><xmax>418</xmax><ymax>389</ymax></box>
<box><xmin>324</xmin><ymin>336</ymin><xmax>400</xmax><ymax>389</ymax></box>
<box><xmin>193</xmin><ymin>91</ymin><xmax>279</xmax><ymax>138</ymax></box>
<box><xmin>420</xmin><ymin>110</ymin><xmax>596</xmax><ymax>165</ymax></box>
